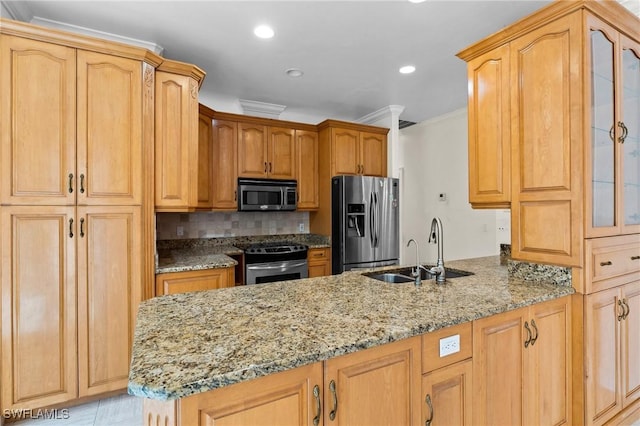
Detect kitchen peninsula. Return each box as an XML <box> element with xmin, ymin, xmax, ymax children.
<box><xmin>129</xmin><ymin>255</ymin><xmax>574</xmax><ymax>425</ymax></box>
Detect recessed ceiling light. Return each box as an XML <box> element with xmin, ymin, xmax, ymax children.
<box><xmin>254</xmin><ymin>25</ymin><xmax>274</xmax><ymax>39</ymax></box>
<box><xmin>285</xmin><ymin>68</ymin><xmax>304</xmax><ymax>78</ymax></box>
<box><xmin>408</xmin><ymin>0</ymin><xmax>427</xmax><ymax>3</ymax></box>
<box><xmin>399</xmin><ymin>65</ymin><xmax>416</xmax><ymax>74</ymax></box>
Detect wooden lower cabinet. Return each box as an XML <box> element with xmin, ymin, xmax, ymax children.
<box><xmin>473</xmin><ymin>296</ymin><xmax>572</xmax><ymax>426</ymax></box>
<box><xmin>0</xmin><ymin>205</ymin><xmax>142</xmax><ymax>408</ymax></box>
<box><xmin>143</xmin><ymin>336</ymin><xmax>421</xmax><ymax>426</ymax></box>
<box><xmin>422</xmin><ymin>360</ymin><xmax>473</xmax><ymax>426</ymax></box>
<box><xmin>583</xmin><ymin>280</ymin><xmax>640</xmax><ymax>426</ymax></box>
<box><xmin>323</xmin><ymin>336</ymin><xmax>421</xmax><ymax>426</ymax></box>
<box><xmin>307</xmin><ymin>248</ymin><xmax>331</xmax><ymax>278</ymax></box>
<box><xmin>155</xmin><ymin>267</ymin><xmax>235</xmax><ymax>296</ymax></box>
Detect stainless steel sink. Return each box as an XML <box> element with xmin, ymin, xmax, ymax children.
<box><xmin>363</xmin><ymin>266</ymin><xmax>473</xmax><ymax>284</ymax></box>
<box><xmin>364</xmin><ymin>273</ymin><xmax>414</xmax><ymax>283</ymax></box>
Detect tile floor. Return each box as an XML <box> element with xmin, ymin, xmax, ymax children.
<box><xmin>6</xmin><ymin>395</ymin><xmax>142</xmax><ymax>426</ymax></box>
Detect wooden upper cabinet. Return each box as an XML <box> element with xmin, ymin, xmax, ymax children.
<box><xmin>466</xmin><ymin>44</ymin><xmax>511</xmax><ymax>209</ymax></box>
<box><xmin>328</xmin><ymin>126</ymin><xmax>387</xmax><ymax>177</ymax></box>
<box><xmin>585</xmin><ymin>16</ymin><xmax>640</xmax><ymax>238</ymax></box>
<box><xmin>1</xmin><ymin>206</ymin><xmax>78</xmax><ymax>410</ymax></box>
<box><xmin>238</xmin><ymin>123</ymin><xmax>267</xmax><ymax>178</ymax></box>
<box><xmin>297</xmin><ymin>130</ymin><xmax>319</xmax><ymax>210</ymax></box>
<box><xmin>211</xmin><ymin>119</ymin><xmax>239</xmax><ymax>210</ymax></box>
<box><xmin>155</xmin><ymin>66</ymin><xmax>202</xmax><ymax>211</ymax></box>
<box><xmin>509</xmin><ymin>13</ymin><xmax>583</xmax><ymax>267</ymax></box>
<box><xmin>238</xmin><ymin>124</ymin><xmax>296</xmax><ymax>179</ymax></box>
<box><xmin>196</xmin><ymin>113</ymin><xmax>213</xmax><ymax>209</ymax></box>
<box><xmin>332</xmin><ymin>128</ymin><xmax>360</xmax><ymax>176</ymax></box>
<box><xmin>0</xmin><ymin>36</ymin><xmax>77</xmax><ymax>206</ymax></box>
<box><xmin>76</xmin><ymin>50</ymin><xmax>142</xmax><ymax>206</ymax></box>
<box><xmin>360</xmin><ymin>132</ymin><xmax>386</xmax><ymax>177</ymax></box>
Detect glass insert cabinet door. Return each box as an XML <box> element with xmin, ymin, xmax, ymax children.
<box><xmin>589</xmin><ymin>23</ymin><xmax>640</xmax><ymax>236</ymax></box>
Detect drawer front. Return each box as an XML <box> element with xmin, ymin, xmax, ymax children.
<box><xmin>307</xmin><ymin>247</ymin><xmax>329</xmax><ymax>262</ymax></box>
<box><xmin>422</xmin><ymin>322</ymin><xmax>472</xmax><ymax>373</ymax></box>
<box><xmin>586</xmin><ymin>235</ymin><xmax>640</xmax><ymax>293</ymax></box>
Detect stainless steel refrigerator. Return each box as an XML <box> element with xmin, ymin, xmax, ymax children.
<box><xmin>332</xmin><ymin>175</ymin><xmax>400</xmax><ymax>273</ymax></box>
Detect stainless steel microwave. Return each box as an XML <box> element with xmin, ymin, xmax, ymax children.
<box><xmin>237</xmin><ymin>178</ymin><xmax>297</xmax><ymax>211</ymax></box>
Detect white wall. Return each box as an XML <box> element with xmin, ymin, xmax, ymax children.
<box><xmin>399</xmin><ymin>108</ymin><xmax>500</xmax><ymax>263</ymax></box>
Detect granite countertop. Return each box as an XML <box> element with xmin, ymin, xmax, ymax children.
<box><xmin>130</xmin><ymin>255</ymin><xmax>574</xmax><ymax>401</ymax></box>
<box><xmin>156</xmin><ymin>234</ymin><xmax>331</xmax><ymax>274</ymax></box>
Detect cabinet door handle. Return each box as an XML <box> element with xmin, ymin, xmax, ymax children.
<box><xmin>618</xmin><ymin>300</ymin><xmax>625</xmax><ymax>321</ymax></box>
<box><xmin>530</xmin><ymin>319</ymin><xmax>539</xmax><ymax>346</ymax></box>
<box><xmin>269</xmin><ymin>162</ymin><xmax>272</xmax><ymax>173</ymax></box>
<box><xmin>313</xmin><ymin>385</ymin><xmax>321</xmax><ymax>426</ymax></box>
<box><xmin>329</xmin><ymin>379</ymin><xmax>338</xmax><ymax>421</ymax></box>
<box><xmin>68</xmin><ymin>173</ymin><xmax>74</xmax><ymax>193</ymax></box>
<box><xmin>425</xmin><ymin>394</ymin><xmax>434</xmax><ymax>426</ymax></box>
<box><xmin>618</xmin><ymin>121</ymin><xmax>628</xmax><ymax>143</ymax></box>
<box><xmin>524</xmin><ymin>321</ymin><xmax>532</xmax><ymax>348</ymax></box>
<box><xmin>234</xmin><ymin>190</ymin><xmax>237</xmax><ymax>202</ymax></box>
<box><xmin>631</xmin><ymin>256</ymin><xmax>640</xmax><ymax>261</ymax></box>
<box><xmin>264</xmin><ymin>162</ymin><xmax>267</xmax><ymax>173</ymax></box>
<box><xmin>609</xmin><ymin>125</ymin><xmax>615</xmax><ymax>143</ymax></box>
<box><xmin>69</xmin><ymin>218</ymin><xmax>74</xmax><ymax>238</ymax></box>
<box><xmin>360</xmin><ymin>164</ymin><xmax>364</xmax><ymax>174</ymax></box>
<box><xmin>622</xmin><ymin>299</ymin><xmax>630</xmax><ymax>320</ymax></box>
<box><xmin>80</xmin><ymin>218</ymin><xmax>85</xmax><ymax>238</ymax></box>
<box><xmin>80</xmin><ymin>174</ymin><xmax>85</xmax><ymax>194</ymax></box>
<box><xmin>600</xmin><ymin>261</ymin><xmax>612</xmax><ymax>266</ymax></box>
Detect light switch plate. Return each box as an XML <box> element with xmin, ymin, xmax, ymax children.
<box><xmin>439</xmin><ymin>334</ymin><xmax>460</xmax><ymax>357</ymax></box>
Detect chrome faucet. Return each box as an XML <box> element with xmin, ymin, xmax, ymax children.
<box><xmin>406</xmin><ymin>238</ymin><xmax>429</xmax><ymax>286</ymax></box>
<box><xmin>428</xmin><ymin>217</ymin><xmax>445</xmax><ymax>284</ymax></box>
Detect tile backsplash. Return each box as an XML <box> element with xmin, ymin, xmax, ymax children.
<box><xmin>156</xmin><ymin>211</ymin><xmax>310</xmax><ymax>240</ymax></box>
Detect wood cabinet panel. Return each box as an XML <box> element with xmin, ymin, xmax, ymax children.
<box><xmin>155</xmin><ymin>71</ymin><xmax>199</xmax><ymax>210</ymax></box>
<box><xmin>422</xmin><ymin>360</ymin><xmax>472</xmax><ymax>426</ymax></box>
<box><xmin>211</xmin><ymin>119</ymin><xmax>238</xmax><ymax>210</ymax></box>
<box><xmin>466</xmin><ymin>44</ymin><xmax>511</xmax><ymax>208</ymax></box>
<box><xmin>268</xmin><ymin>127</ymin><xmax>296</xmax><ymax>180</ymax></box>
<box><xmin>296</xmin><ymin>130</ymin><xmax>319</xmax><ymax>210</ymax></box>
<box><xmin>77</xmin><ymin>206</ymin><xmax>141</xmax><ymax>396</ymax></box>
<box><xmin>621</xmin><ymin>281</ymin><xmax>640</xmax><ymax>407</ymax></box>
<box><xmin>0</xmin><ymin>36</ymin><xmax>76</xmax><ymax>206</ymax></box>
<box><xmin>360</xmin><ymin>132</ymin><xmax>386</xmax><ymax>177</ymax></box>
<box><xmin>323</xmin><ymin>336</ymin><xmax>421</xmax><ymax>426</ymax></box>
<box><xmin>238</xmin><ymin>123</ymin><xmax>268</xmax><ymax>178</ymax></box>
<box><xmin>510</xmin><ymin>13</ymin><xmax>583</xmax><ymax>267</ymax></box>
<box><xmin>307</xmin><ymin>248</ymin><xmax>330</xmax><ymax>278</ymax></box>
<box><xmin>1</xmin><ymin>206</ymin><xmax>77</xmax><ymax>410</ymax></box>
<box><xmin>177</xmin><ymin>362</ymin><xmax>324</xmax><ymax>426</ymax></box>
<box><xmin>156</xmin><ymin>267</ymin><xmax>234</xmax><ymax>296</ymax></box>
<box><xmin>421</xmin><ymin>322</ymin><xmax>472</xmax><ymax>373</ymax></box>
<box><xmin>331</xmin><ymin>128</ymin><xmax>360</xmax><ymax>176</ymax></box>
<box><xmin>77</xmin><ymin>50</ymin><xmax>142</xmax><ymax>205</ymax></box>
<box><xmin>197</xmin><ymin>113</ymin><xmax>213</xmax><ymax>209</ymax></box>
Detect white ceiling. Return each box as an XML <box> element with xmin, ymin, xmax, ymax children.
<box><xmin>7</xmin><ymin>0</ymin><xmax>634</xmax><ymax>125</ymax></box>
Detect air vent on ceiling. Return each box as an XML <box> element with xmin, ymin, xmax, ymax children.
<box><xmin>399</xmin><ymin>119</ymin><xmax>417</xmax><ymax>129</ymax></box>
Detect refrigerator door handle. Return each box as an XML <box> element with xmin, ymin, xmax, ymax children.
<box><xmin>369</xmin><ymin>191</ymin><xmax>375</xmax><ymax>247</ymax></box>
<box><xmin>373</xmin><ymin>191</ymin><xmax>379</xmax><ymax>247</ymax></box>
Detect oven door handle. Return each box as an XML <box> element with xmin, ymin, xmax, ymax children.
<box><xmin>246</xmin><ymin>261</ymin><xmax>308</xmax><ymax>271</ymax></box>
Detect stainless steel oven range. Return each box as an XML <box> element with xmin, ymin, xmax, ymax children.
<box><xmin>244</xmin><ymin>241</ymin><xmax>308</xmax><ymax>285</ymax></box>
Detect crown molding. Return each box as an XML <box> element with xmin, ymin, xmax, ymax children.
<box><xmin>358</xmin><ymin>105</ymin><xmax>405</xmax><ymax>125</ymax></box>
<box><xmin>29</xmin><ymin>16</ymin><xmax>164</xmax><ymax>55</ymax></box>
<box><xmin>239</xmin><ymin>99</ymin><xmax>287</xmax><ymax>119</ymax></box>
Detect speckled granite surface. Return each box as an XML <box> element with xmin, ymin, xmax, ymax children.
<box><xmin>156</xmin><ymin>234</ymin><xmax>330</xmax><ymax>274</ymax></box>
<box><xmin>130</xmin><ymin>255</ymin><xmax>574</xmax><ymax>401</ymax></box>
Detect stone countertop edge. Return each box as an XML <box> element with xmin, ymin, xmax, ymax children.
<box><xmin>130</xmin><ymin>255</ymin><xmax>574</xmax><ymax>401</ymax></box>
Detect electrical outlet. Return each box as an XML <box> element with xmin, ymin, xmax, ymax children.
<box><xmin>299</xmin><ymin>223</ymin><xmax>305</xmax><ymax>232</ymax></box>
<box><xmin>439</xmin><ymin>334</ymin><xmax>460</xmax><ymax>357</ymax></box>
<box><xmin>176</xmin><ymin>226</ymin><xmax>184</xmax><ymax>237</ymax></box>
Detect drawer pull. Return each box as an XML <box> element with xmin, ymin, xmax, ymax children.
<box><xmin>631</xmin><ymin>256</ymin><xmax>640</xmax><ymax>261</ymax></box>
<box><xmin>313</xmin><ymin>252</ymin><xmax>324</xmax><ymax>257</ymax></box>
<box><xmin>600</xmin><ymin>261</ymin><xmax>613</xmax><ymax>266</ymax></box>
<box><xmin>425</xmin><ymin>394</ymin><xmax>433</xmax><ymax>426</ymax></box>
